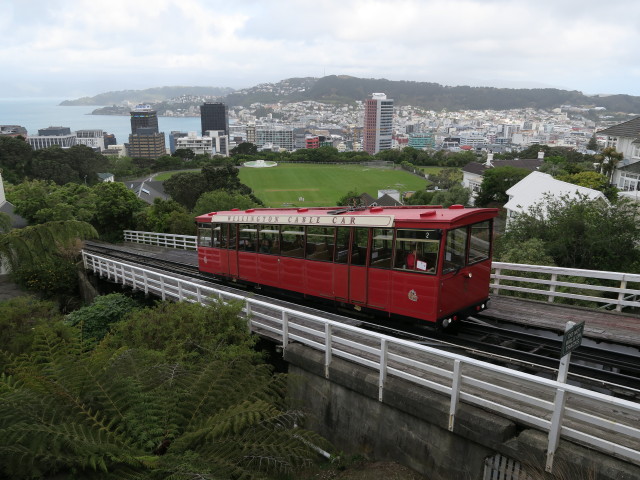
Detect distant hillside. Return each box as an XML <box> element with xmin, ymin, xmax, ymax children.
<box><xmin>61</xmin><ymin>77</ymin><xmax>640</xmax><ymax>114</ymax></box>
<box><xmin>221</xmin><ymin>76</ymin><xmax>640</xmax><ymax>113</ymax></box>
<box><xmin>60</xmin><ymin>86</ymin><xmax>235</xmax><ymax>106</ymax></box>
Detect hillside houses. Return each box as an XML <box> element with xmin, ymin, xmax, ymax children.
<box><xmin>597</xmin><ymin>116</ymin><xmax>640</xmax><ymax>192</ymax></box>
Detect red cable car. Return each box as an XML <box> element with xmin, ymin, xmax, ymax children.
<box><xmin>195</xmin><ymin>205</ymin><xmax>499</xmax><ymax>328</ymax></box>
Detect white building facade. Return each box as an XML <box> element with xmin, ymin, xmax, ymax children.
<box><xmin>75</xmin><ymin>129</ymin><xmax>105</xmax><ymax>150</ymax></box>
<box><xmin>597</xmin><ymin>117</ymin><xmax>640</xmax><ymax>192</ymax></box>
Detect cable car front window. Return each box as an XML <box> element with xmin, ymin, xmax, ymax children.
<box><xmin>443</xmin><ymin>227</ymin><xmax>468</xmax><ymax>274</ymax></box>
<box><xmin>468</xmin><ymin>220</ymin><xmax>492</xmax><ymax>264</ymax></box>
<box><xmin>197</xmin><ymin>223</ymin><xmax>212</xmax><ymax>247</ymax></box>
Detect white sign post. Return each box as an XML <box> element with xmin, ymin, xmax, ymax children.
<box><xmin>546</xmin><ymin>321</ymin><xmax>585</xmax><ymax>472</ymax></box>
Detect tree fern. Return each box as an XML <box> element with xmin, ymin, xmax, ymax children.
<box><xmin>0</xmin><ymin>301</ymin><xmax>334</xmax><ymax>479</ymax></box>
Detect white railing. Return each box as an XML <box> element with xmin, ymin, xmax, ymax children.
<box><xmin>123</xmin><ymin>230</ymin><xmax>197</xmax><ymax>250</ymax></box>
<box><xmin>121</xmin><ymin>231</ymin><xmax>640</xmax><ymax>313</ymax></box>
<box><xmin>492</xmin><ymin>262</ymin><xmax>640</xmax><ymax>312</ymax></box>
<box><xmin>82</xmin><ymin>251</ymin><xmax>640</xmax><ymax>471</ymax></box>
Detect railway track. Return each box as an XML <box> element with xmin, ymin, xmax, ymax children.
<box><xmin>83</xmin><ymin>241</ymin><xmax>640</xmax><ymax>400</ymax></box>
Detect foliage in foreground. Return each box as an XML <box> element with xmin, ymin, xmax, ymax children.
<box><xmin>0</xmin><ymin>296</ymin><xmax>62</xmax><ymax>357</ymax></box>
<box><xmin>0</xmin><ymin>300</ymin><xmax>332</xmax><ymax>479</ymax></box>
<box><xmin>65</xmin><ymin>293</ymin><xmax>141</xmax><ymax>347</ymax></box>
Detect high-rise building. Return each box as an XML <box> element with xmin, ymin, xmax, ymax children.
<box><xmin>363</xmin><ymin>93</ymin><xmax>393</xmax><ymax>155</ymax></box>
<box><xmin>200</xmin><ymin>102</ymin><xmax>229</xmax><ymax>136</ymax></box>
<box><xmin>130</xmin><ymin>105</ymin><xmax>159</xmax><ymax>134</ymax></box>
<box><xmin>128</xmin><ymin>105</ymin><xmax>165</xmax><ymax>159</ymax></box>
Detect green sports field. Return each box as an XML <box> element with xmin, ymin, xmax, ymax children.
<box><xmin>238</xmin><ymin>163</ymin><xmax>427</xmax><ymax>207</ymax></box>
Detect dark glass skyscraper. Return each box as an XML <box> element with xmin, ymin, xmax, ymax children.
<box><xmin>200</xmin><ymin>102</ymin><xmax>229</xmax><ymax>136</ymax></box>
<box><xmin>130</xmin><ymin>105</ymin><xmax>159</xmax><ymax>134</ymax></box>
<box><xmin>128</xmin><ymin>105</ymin><xmax>165</xmax><ymax>159</ymax></box>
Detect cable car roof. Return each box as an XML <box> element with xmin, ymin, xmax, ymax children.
<box><xmin>196</xmin><ymin>205</ymin><xmax>499</xmax><ymax>228</ymax></box>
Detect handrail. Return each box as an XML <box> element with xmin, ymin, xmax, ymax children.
<box><xmin>123</xmin><ymin>230</ymin><xmax>197</xmax><ymax>250</ymax></box>
<box><xmin>82</xmin><ymin>250</ymin><xmax>640</xmax><ymax>470</ymax></box>
<box><xmin>491</xmin><ymin>262</ymin><xmax>640</xmax><ymax>312</ymax></box>
<box><xmin>122</xmin><ymin>231</ymin><xmax>640</xmax><ymax>313</ymax></box>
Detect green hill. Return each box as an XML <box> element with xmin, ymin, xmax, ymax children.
<box><xmin>60</xmin><ymin>86</ymin><xmax>235</xmax><ymax>106</ymax></box>
<box><xmin>224</xmin><ymin>76</ymin><xmax>640</xmax><ymax>113</ymax></box>
<box><xmin>60</xmin><ymin>76</ymin><xmax>640</xmax><ymax>114</ymax></box>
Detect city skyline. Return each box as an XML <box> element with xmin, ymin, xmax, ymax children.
<box><xmin>2</xmin><ymin>0</ymin><xmax>640</xmax><ymax>99</ymax></box>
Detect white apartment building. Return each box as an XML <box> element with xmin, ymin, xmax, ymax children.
<box><xmin>459</xmin><ymin>131</ymin><xmax>487</xmax><ymax>148</ymax></box>
<box><xmin>175</xmin><ymin>132</ymin><xmax>214</xmax><ymax>155</ymax></box>
<box><xmin>255</xmin><ymin>126</ymin><xmax>294</xmax><ymax>151</ymax></box>
<box><xmin>205</xmin><ymin>130</ymin><xmax>229</xmax><ymax>156</ymax></box>
<box><xmin>75</xmin><ymin>129</ymin><xmax>105</xmax><ymax>150</ymax></box>
<box><xmin>174</xmin><ymin>131</ymin><xmax>230</xmax><ymax>157</ymax></box>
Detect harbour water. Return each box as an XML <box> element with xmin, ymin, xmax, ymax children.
<box><xmin>0</xmin><ymin>98</ymin><xmax>203</xmax><ymax>147</ymax></box>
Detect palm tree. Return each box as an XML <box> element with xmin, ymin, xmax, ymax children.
<box><xmin>594</xmin><ymin>146</ymin><xmax>623</xmax><ymax>183</ymax></box>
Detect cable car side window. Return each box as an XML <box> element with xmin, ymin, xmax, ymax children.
<box><xmin>394</xmin><ymin>229</ymin><xmax>440</xmax><ymax>274</ymax></box>
<box><xmin>280</xmin><ymin>225</ymin><xmax>304</xmax><ymax>258</ymax></box>
<box><xmin>211</xmin><ymin>223</ymin><xmax>222</xmax><ymax>248</ymax></box>
<box><xmin>197</xmin><ymin>222</ymin><xmax>212</xmax><ymax>247</ymax></box>
<box><xmin>238</xmin><ymin>224</ymin><xmax>257</xmax><ymax>252</ymax></box>
<box><xmin>219</xmin><ymin>223</ymin><xmax>228</xmax><ymax>249</ymax></box>
<box><xmin>443</xmin><ymin>227</ymin><xmax>468</xmax><ymax>274</ymax></box>
<box><xmin>351</xmin><ymin>228</ymin><xmax>369</xmax><ymax>266</ymax></box>
<box><xmin>334</xmin><ymin>227</ymin><xmax>351</xmax><ymax>264</ymax></box>
<box><xmin>370</xmin><ymin>228</ymin><xmax>393</xmax><ymax>269</ymax></box>
<box><xmin>306</xmin><ymin>226</ymin><xmax>334</xmax><ymax>262</ymax></box>
<box><xmin>468</xmin><ymin>220</ymin><xmax>492</xmax><ymax>264</ymax></box>
<box><xmin>258</xmin><ymin>226</ymin><xmax>279</xmax><ymax>255</ymax></box>
<box><xmin>226</xmin><ymin>223</ymin><xmax>237</xmax><ymax>250</ymax></box>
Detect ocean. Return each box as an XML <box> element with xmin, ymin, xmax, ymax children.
<box><xmin>0</xmin><ymin>97</ymin><xmax>203</xmax><ymax>148</ymax></box>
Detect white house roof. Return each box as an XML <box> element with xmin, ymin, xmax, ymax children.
<box><xmin>504</xmin><ymin>171</ymin><xmax>606</xmax><ymax>215</ymax></box>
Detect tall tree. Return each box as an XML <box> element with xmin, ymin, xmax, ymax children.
<box><xmin>496</xmin><ymin>194</ymin><xmax>640</xmax><ymax>272</ymax></box>
<box><xmin>193</xmin><ymin>190</ymin><xmax>259</xmax><ymax>216</ymax></box>
<box><xmin>230</xmin><ymin>142</ymin><xmax>258</xmax><ymax>156</ymax></box>
<box><xmin>0</xmin><ymin>136</ymin><xmax>32</xmax><ymax>183</ymax></box>
<box><xmin>475</xmin><ymin>166</ymin><xmax>531</xmax><ymax>206</ymax></box>
<box><xmin>90</xmin><ymin>182</ymin><xmax>145</xmax><ymax>241</ymax></box>
<box><xmin>163</xmin><ymin>172</ymin><xmax>209</xmax><ymax>211</ymax></box>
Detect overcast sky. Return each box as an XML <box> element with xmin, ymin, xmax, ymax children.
<box><xmin>2</xmin><ymin>0</ymin><xmax>640</xmax><ymax>99</ymax></box>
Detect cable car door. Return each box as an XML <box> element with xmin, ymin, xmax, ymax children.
<box><xmin>348</xmin><ymin>227</ymin><xmax>368</xmax><ymax>304</ymax></box>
